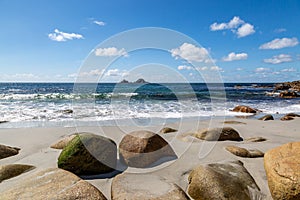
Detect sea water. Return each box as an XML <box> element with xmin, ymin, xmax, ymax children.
<box><xmin>0</xmin><ymin>82</ymin><xmax>299</xmax><ymax>128</ymax></box>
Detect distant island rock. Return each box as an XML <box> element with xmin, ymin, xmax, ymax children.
<box><xmin>119</xmin><ymin>78</ymin><xmax>148</xmax><ymax>84</ymax></box>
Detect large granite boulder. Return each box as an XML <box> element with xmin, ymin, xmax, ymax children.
<box><xmin>192</xmin><ymin>127</ymin><xmax>243</xmax><ymax>141</ymax></box>
<box><xmin>188</xmin><ymin>160</ymin><xmax>261</xmax><ymax>200</ymax></box>
<box><xmin>119</xmin><ymin>130</ymin><xmax>176</xmax><ymax>168</ymax></box>
<box><xmin>258</xmin><ymin>114</ymin><xmax>274</xmax><ymax>121</ymax></box>
<box><xmin>280</xmin><ymin>113</ymin><xmax>300</xmax><ymax>121</ymax></box>
<box><xmin>264</xmin><ymin>142</ymin><xmax>300</xmax><ymax>200</ymax></box>
<box><xmin>111</xmin><ymin>173</ymin><xmax>189</xmax><ymax>200</ymax></box>
<box><xmin>58</xmin><ymin>133</ymin><xmax>117</xmax><ymax>175</ymax></box>
<box><xmin>0</xmin><ymin>164</ymin><xmax>35</xmax><ymax>183</ymax></box>
<box><xmin>0</xmin><ymin>168</ymin><xmax>107</xmax><ymax>200</ymax></box>
<box><xmin>51</xmin><ymin>134</ymin><xmax>76</xmax><ymax>149</ymax></box>
<box><xmin>0</xmin><ymin>144</ymin><xmax>20</xmax><ymax>159</ymax></box>
<box><xmin>232</xmin><ymin>105</ymin><xmax>259</xmax><ymax>113</ymax></box>
<box><xmin>245</xmin><ymin>136</ymin><xmax>267</xmax><ymax>142</ymax></box>
<box><xmin>225</xmin><ymin>145</ymin><xmax>264</xmax><ymax>158</ymax></box>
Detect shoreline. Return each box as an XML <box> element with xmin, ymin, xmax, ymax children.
<box><xmin>1</xmin><ymin>117</ymin><xmax>300</xmax><ymax>199</ymax></box>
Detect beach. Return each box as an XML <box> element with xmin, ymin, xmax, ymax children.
<box><xmin>1</xmin><ymin>117</ymin><xmax>300</xmax><ymax>199</ymax></box>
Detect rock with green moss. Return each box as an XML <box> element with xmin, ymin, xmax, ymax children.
<box><xmin>58</xmin><ymin>133</ymin><xmax>117</xmax><ymax>175</ymax></box>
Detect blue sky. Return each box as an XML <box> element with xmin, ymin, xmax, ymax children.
<box><xmin>0</xmin><ymin>0</ymin><xmax>299</xmax><ymax>82</ymax></box>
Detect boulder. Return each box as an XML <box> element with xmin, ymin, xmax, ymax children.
<box><xmin>159</xmin><ymin>127</ymin><xmax>177</xmax><ymax>134</ymax></box>
<box><xmin>232</xmin><ymin>105</ymin><xmax>259</xmax><ymax>113</ymax></box>
<box><xmin>245</xmin><ymin>137</ymin><xmax>267</xmax><ymax>142</ymax></box>
<box><xmin>111</xmin><ymin>173</ymin><xmax>189</xmax><ymax>200</ymax></box>
<box><xmin>188</xmin><ymin>160</ymin><xmax>261</xmax><ymax>200</ymax></box>
<box><xmin>258</xmin><ymin>114</ymin><xmax>274</xmax><ymax>121</ymax></box>
<box><xmin>279</xmin><ymin>91</ymin><xmax>299</xmax><ymax>98</ymax></box>
<box><xmin>264</xmin><ymin>142</ymin><xmax>300</xmax><ymax>200</ymax></box>
<box><xmin>50</xmin><ymin>134</ymin><xmax>76</xmax><ymax>149</ymax></box>
<box><xmin>192</xmin><ymin>127</ymin><xmax>243</xmax><ymax>141</ymax></box>
<box><xmin>58</xmin><ymin>133</ymin><xmax>117</xmax><ymax>175</ymax></box>
<box><xmin>0</xmin><ymin>144</ymin><xmax>20</xmax><ymax>159</ymax></box>
<box><xmin>0</xmin><ymin>168</ymin><xmax>107</xmax><ymax>200</ymax></box>
<box><xmin>280</xmin><ymin>113</ymin><xmax>300</xmax><ymax>121</ymax></box>
<box><xmin>119</xmin><ymin>130</ymin><xmax>176</xmax><ymax>168</ymax></box>
<box><xmin>223</xmin><ymin>120</ymin><xmax>246</xmax><ymax>124</ymax></box>
<box><xmin>225</xmin><ymin>145</ymin><xmax>264</xmax><ymax>158</ymax></box>
<box><xmin>280</xmin><ymin>115</ymin><xmax>295</xmax><ymax>121</ymax></box>
<box><xmin>0</xmin><ymin>164</ymin><xmax>35</xmax><ymax>183</ymax></box>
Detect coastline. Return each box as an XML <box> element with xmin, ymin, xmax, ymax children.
<box><xmin>1</xmin><ymin>117</ymin><xmax>300</xmax><ymax>199</ymax></box>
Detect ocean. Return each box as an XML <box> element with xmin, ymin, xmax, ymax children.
<box><xmin>0</xmin><ymin>82</ymin><xmax>299</xmax><ymax>128</ymax></box>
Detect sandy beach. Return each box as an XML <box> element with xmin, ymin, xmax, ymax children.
<box><xmin>1</xmin><ymin>117</ymin><xmax>299</xmax><ymax>199</ymax></box>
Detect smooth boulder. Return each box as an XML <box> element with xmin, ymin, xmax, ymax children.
<box><xmin>258</xmin><ymin>114</ymin><xmax>274</xmax><ymax>121</ymax></box>
<box><xmin>0</xmin><ymin>144</ymin><xmax>20</xmax><ymax>159</ymax></box>
<box><xmin>264</xmin><ymin>142</ymin><xmax>300</xmax><ymax>200</ymax></box>
<box><xmin>192</xmin><ymin>127</ymin><xmax>243</xmax><ymax>141</ymax></box>
<box><xmin>232</xmin><ymin>105</ymin><xmax>259</xmax><ymax>113</ymax></box>
<box><xmin>159</xmin><ymin>127</ymin><xmax>177</xmax><ymax>134</ymax></box>
<box><xmin>111</xmin><ymin>173</ymin><xmax>189</xmax><ymax>200</ymax></box>
<box><xmin>245</xmin><ymin>136</ymin><xmax>267</xmax><ymax>142</ymax></box>
<box><xmin>225</xmin><ymin>145</ymin><xmax>264</xmax><ymax>158</ymax></box>
<box><xmin>280</xmin><ymin>113</ymin><xmax>300</xmax><ymax>121</ymax></box>
<box><xmin>188</xmin><ymin>160</ymin><xmax>261</xmax><ymax>200</ymax></box>
<box><xmin>119</xmin><ymin>130</ymin><xmax>176</xmax><ymax>168</ymax></box>
<box><xmin>58</xmin><ymin>133</ymin><xmax>117</xmax><ymax>175</ymax></box>
<box><xmin>0</xmin><ymin>168</ymin><xmax>107</xmax><ymax>200</ymax></box>
<box><xmin>0</xmin><ymin>164</ymin><xmax>35</xmax><ymax>183</ymax></box>
<box><xmin>279</xmin><ymin>91</ymin><xmax>299</xmax><ymax>98</ymax></box>
<box><xmin>50</xmin><ymin>134</ymin><xmax>76</xmax><ymax>149</ymax></box>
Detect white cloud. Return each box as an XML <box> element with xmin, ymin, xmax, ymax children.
<box><xmin>281</xmin><ymin>67</ymin><xmax>296</xmax><ymax>72</ymax></box>
<box><xmin>210</xmin><ymin>66</ymin><xmax>223</xmax><ymax>71</ymax></box>
<box><xmin>93</xmin><ymin>20</ymin><xmax>106</xmax><ymax>26</ymax></box>
<box><xmin>236</xmin><ymin>67</ymin><xmax>243</xmax><ymax>71</ymax></box>
<box><xmin>255</xmin><ymin>67</ymin><xmax>270</xmax><ymax>73</ymax></box>
<box><xmin>177</xmin><ymin>65</ymin><xmax>193</xmax><ymax>70</ymax></box>
<box><xmin>196</xmin><ymin>66</ymin><xmax>208</xmax><ymax>71</ymax></box>
<box><xmin>259</xmin><ymin>37</ymin><xmax>299</xmax><ymax>49</ymax></box>
<box><xmin>104</xmin><ymin>69</ymin><xmax>128</xmax><ymax>77</ymax></box>
<box><xmin>223</xmin><ymin>52</ymin><xmax>248</xmax><ymax>61</ymax></box>
<box><xmin>210</xmin><ymin>16</ymin><xmax>254</xmax><ymax>38</ymax></box>
<box><xmin>170</xmin><ymin>43</ymin><xmax>210</xmax><ymax>63</ymax></box>
<box><xmin>237</xmin><ymin>23</ymin><xmax>255</xmax><ymax>38</ymax></box>
<box><xmin>95</xmin><ymin>47</ymin><xmax>128</xmax><ymax>57</ymax></box>
<box><xmin>189</xmin><ymin>73</ymin><xmax>193</xmax><ymax>76</ymax></box>
<box><xmin>210</xmin><ymin>16</ymin><xmax>244</xmax><ymax>31</ymax></box>
<box><xmin>48</xmin><ymin>29</ymin><xmax>83</xmax><ymax>42</ymax></box>
<box><xmin>263</xmin><ymin>54</ymin><xmax>292</xmax><ymax>64</ymax></box>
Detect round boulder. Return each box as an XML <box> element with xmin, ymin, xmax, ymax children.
<box><xmin>232</xmin><ymin>105</ymin><xmax>259</xmax><ymax>113</ymax></box>
<box><xmin>225</xmin><ymin>145</ymin><xmax>264</xmax><ymax>158</ymax></box>
<box><xmin>159</xmin><ymin>127</ymin><xmax>177</xmax><ymax>134</ymax></box>
<box><xmin>58</xmin><ymin>133</ymin><xmax>117</xmax><ymax>175</ymax></box>
<box><xmin>0</xmin><ymin>164</ymin><xmax>35</xmax><ymax>183</ymax></box>
<box><xmin>111</xmin><ymin>173</ymin><xmax>189</xmax><ymax>200</ymax></box>
<box><xmin>188</xmin><ymin>160</ymin><xmax>261</xmax><ymax>200</ymax></box>
<box><xmin>193</xmin><ymin>127</ymin><xmax>243</xmax><ymax>141</ymax></box>
<box><xmin>0</xmin><ymin>168</ymin><xmax>107</xmax><ymax>200</ymax></box>
<box><xmin>51</xmin><ymin>134</ymin><xmax>76</xmax><ymax>149</ymax></box>
<box><xmin>0</xmin><ymin>144</ymin><xmax>20</xmax><ymax>159</ymax></box>
<box><xmin>119</xmin><ymin>130</ymin><xmax>176</xmax><ymax>168</ymax></box>
<box><xmin>258</xmin><ymin>114</ymin><xmax>274</xmax><ymax>121</ymax></box>
<box><xmin>264</xmin><ymin>142</ymin><xmax>300</xmax><ymax>200</ymax></box>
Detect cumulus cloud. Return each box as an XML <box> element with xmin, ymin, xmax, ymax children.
<box><xmin>236</xmin><ymin>23</ymin><xmax>255</xmax><ymax>38</ymax></box>
<box><xmin>171</xmin><ymin>43</ymin><xmax>210</xmax><ymax>63</ymax></box>
<box><xmin>93</xmin><ymin>20</ymin><xmax>106</xmax><ymax>26</ymax></box>
<box><xmin>223</xmin><ymin>52</ymin><xmax>248</xmax><ymax>61</ymax></box>
<box><xmin>104</xmin><ymin>69</ymin><xmax>128</xmax><ymax>77</ymax></box>
<box><xmin>48</xmin><ymin>29</ymin><xmax>83</xmax><ymax>42</ymax></box>
<box><xmin>210</xmin><ymin>16</ymin><xmax>244</xmax><ymax>31</ymax></box>
<box><xmin>259</xmin><ymin>37</ymin><xmax>299</xmax><ymax>49</ymax></box>
<box><xmin>177</xmin><ymin>65</ymin><xmax>193</xmax><ymax>70</ymax></box>
<box><xmin>263</xmin><ymin>54</ymin><xmax>292</xmax><ymax>64</ymax></box>
<box><xmin>95</xmin><ymin>47</ymin><xmax>128</xmax><ymax>57</ymax></box>
<box><xmin>210</xmin><ymin>16</ymin><xmax>254</xmax><ymax>38</ymax></box>
<box><xmin>210</xmin><ymin>66</ymin><xmax>223</xmax><ymax>71</ymax></box>
<box><xmin>255</xmin><ymin>67</ymin><xmax>270</xmax><ymax>73</ymax></box>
